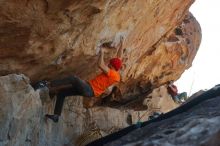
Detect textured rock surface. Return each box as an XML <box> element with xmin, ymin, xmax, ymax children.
<box><xmin>143</xmin><ymin>85</ymin><xmax>178</xmax><ymax>113</ymax></box>
<box><xmin>0</xmin><ymin>74</ymin><xmax>42</xmax><ymax>146</ymax></box>
<box><xmin>106</xmin><ymin>96</ymin><xmax>220</xmax><ymax>146</ymax></box>
<box><xmin>0</xmin><ymin>0</ymin><xmax>201</xmax><ymax>100</ymax></box>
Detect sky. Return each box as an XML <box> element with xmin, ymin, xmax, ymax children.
<box><xmin>176</xmin><ymin>0</ymin><xmax>220</xmax><ymax>96</ymax></box>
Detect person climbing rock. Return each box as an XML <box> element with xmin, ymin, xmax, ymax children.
<box><xmin>34</xmin><ymin>37</ymin><xmax>125</xmax><ymax>123</ymax></box>
<box><xmin>167</xmin><ymin>81</ymin><xmax>188</xmax><ymax>104</ymax></box>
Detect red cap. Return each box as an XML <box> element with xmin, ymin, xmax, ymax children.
<box><xmin>109</xmin><ymin>58</ymin><xmax>122</xmax><ymax>71</ymax></box>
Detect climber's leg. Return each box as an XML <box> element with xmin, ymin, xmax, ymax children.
<box><xmin>45</xmin><ymin>77</ymin><xmax>94</xmax><ymax>123</ymax></box>
<box><xmin>50</xmin><ymin>76</ymin><xmax>75</xmax><ymax>87</ymax></box>
<box><xmin>45</xmin><ymin>87</ymin><xmax>76</xmax><ymax>123</ymax></box>
<box><xmin>49</xmin><ymin>76</ymin><xmax>94</xmax><ymax>98</ymax></box>
<box><xmin>172</xmin><ymin>95</ymin><xmax>180</xmax><ymax>103</ymax></box>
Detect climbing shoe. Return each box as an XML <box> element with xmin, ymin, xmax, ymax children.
<box><xmin>33</xmin><ymin>81</ymin><xmax>49</xmax><ymax>90</ymax></box>
<box><xmin>45</xmin><ymin>114</ymin><xmax>59</xmax><ymax>123</ymax></box>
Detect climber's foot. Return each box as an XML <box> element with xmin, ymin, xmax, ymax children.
<box><xmin>33</xmin><ymin>81</ymin><xmax>49</xmax><ymax>90</ymax></box>
<box><xmin>45</xmin><ymin>114</ymin><xmax>59</xmax><ymax>123</ymax></box>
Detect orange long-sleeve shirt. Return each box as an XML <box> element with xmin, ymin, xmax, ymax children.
<box><xmin>89</xmin><ymin>69</ymin><xmax>120</xmax><ymax>97</ymax></box>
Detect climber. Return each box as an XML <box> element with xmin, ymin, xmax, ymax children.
<box><xmin>167</xmin><ymin>81</ymin><xmax>188</xmax><ymax>104</ymax></box>
<box><xmin>34</xmin><ymin>37</ymin><xmax>125</xmax><ymax>123</ymax></box>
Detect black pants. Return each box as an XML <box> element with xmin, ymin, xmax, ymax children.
<box><xmin>50</xmin><ymin>76</ymin><xmax>94</xmax><ymax>115</ymax></box>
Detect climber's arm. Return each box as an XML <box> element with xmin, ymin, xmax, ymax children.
<box><xmin>98</xmin><ymin>49</ymin><xmax>109</xmax><ymax>74</ymax></box>
<box><xmin>116</xmin><ymin>36</ymin><xmax>124</xmax><ymax>59</ymax></box>
<box><xmin>169</xmin><ymin>84</ymin><xmax>178</xmax><ymax>93</ymax></box>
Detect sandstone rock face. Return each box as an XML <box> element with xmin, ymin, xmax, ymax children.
<box><xmin>143</xmin><ymin>85</ymin><xmax>178</xmax><ymax>113</ymax></box>
<box><xmin>0</xmin><ymin>0</ymin><xmax>201</xmax><ymax>100</ymax></box>
<box><xmin>106</xmin><ymin>96</ymin><xmax>220</xmax><ymax>146</ymax></box>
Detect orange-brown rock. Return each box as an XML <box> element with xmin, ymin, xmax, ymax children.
<box><xmin>121</xmin><ymin>12</ymin><xmax>201</xmax><ymax>100</ymax></box>
<box><xmin>0</xmin><ymin>0</ymin><xmax>201</xmax><ymax>100</ymax></box>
